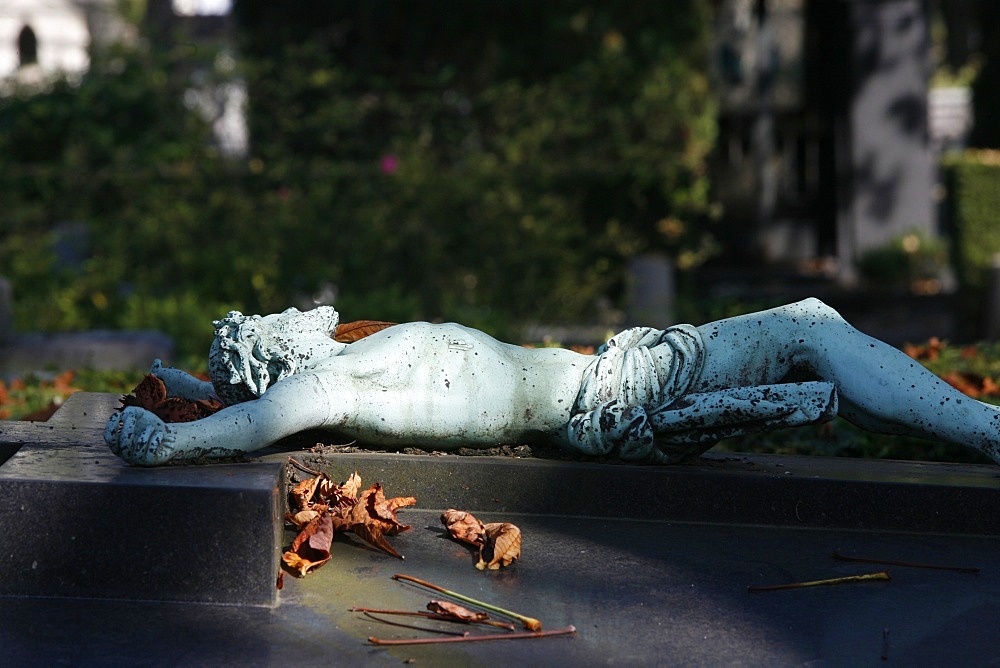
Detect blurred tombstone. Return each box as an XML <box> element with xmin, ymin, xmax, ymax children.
<box><xmin>625</xmin><ymin>253</ymin><xmax>675</xmax><ymax>329</ymax></box>
<box><xmin>53</xmin><ymin>221</ymin><xmax>90</xmax><ymax>273</ymax></box>
<box><xmin>0</xmin><ymin>278</ymin><xmax>11</xmax><ymax>345</ymax></box>
<box><xmin>838</xmin><ymin>0</ymin><xmax>935</xmax><ymax>283</ymax></box>
<box><xmin>984</xmin><ymin>254</ymin><xmax>1000</xmax><ymax>341</ymax></box>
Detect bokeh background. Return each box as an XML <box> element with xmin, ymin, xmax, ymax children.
<box><xmin>2</xmin><ymin>0</ymin><xmax>998</xmax><ymax>363</ymax></box>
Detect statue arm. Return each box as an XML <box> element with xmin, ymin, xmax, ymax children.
<box><xmin>150</xmin><ymin>359</ymin><xmax>219</xmax><ymax>402</ymax></box>
<box><xmin>105</xmin><ymin>371</ymin><xmax>347</xmax><ymax>465</ymax></box>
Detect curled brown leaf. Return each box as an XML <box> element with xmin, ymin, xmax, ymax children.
<box><xmin>479</xmin><ymin>523</ymin><xmax>522</xmax><ymax>570</ymax></box>
<box><xmin>334</xmin><ymin>320</ymin><xmax>397</xmax><ymax>343</ymax></box>
<box><xmin>442</xmin><ymin>509</ymin><xmax>521</xmax><ymax>570</ymax></box>
<box><xmin>427</xmin><ymin>600</ymin><xmax>489</xmax><ymax>622</ymax></box>
<box><xmin>282</xmin><ymin>514</ymin><xmax>334</xmax><ymax>577</ymax></box>
<box><xmin>441</xmin><ymin>509</ymin><xmax>486</xmax><ymax>547</ymax></box>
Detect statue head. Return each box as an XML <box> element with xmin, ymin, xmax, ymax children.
<box><xmin>208</xmin><ymin>306</ymin><xmax>342</xmax><ymax>405</ymax></box>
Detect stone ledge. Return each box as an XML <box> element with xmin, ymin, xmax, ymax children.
<box><xmin>267</xmin><ymin>449</ymin><xmax>1000</xmax><ymax>535</ymax></box>
<box><xmin>0</xmin><ymin>394</ymin><xmax>282</xmax><ymax>605</ymax></box>
<box><xmin>1</xmin><ymin>392</ymin><xmax>997</xmax><ymax>610</ymax></box>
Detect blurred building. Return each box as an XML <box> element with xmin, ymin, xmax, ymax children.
<box><xmin>0</xmin><ymin>0</ymin><xmax>130</xmax><ymax>85</ymax></box>
<box><xmin>710</xmin><ymin>0</ymin><xmax>961</xmax><ymax>287</ymax></box>
<box><xmin>0</xmin><ymin>0</ymin><xmax>245</xmax><ymax>156</ymax></box>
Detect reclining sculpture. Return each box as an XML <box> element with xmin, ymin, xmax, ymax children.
<box><xmin>104</xmin><ymin>298</ymin><xmax>1000</xmax><ymax>466</ymax></box>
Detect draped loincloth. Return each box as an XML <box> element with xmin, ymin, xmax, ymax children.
<box><xmin>563</xmin><ymin>325</ymin><xmax>838</xmax><ymax>462</ymax></box>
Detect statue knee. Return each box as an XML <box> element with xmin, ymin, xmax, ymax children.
<box><xmin>794</xmin><ymin>297</ymin><xmax>843</xmax><ymax>321</ymax></box>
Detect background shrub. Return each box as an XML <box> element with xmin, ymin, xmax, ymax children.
<box><xmin>0</xmin><ymin>3</ymin><xmax>718</xmax><ymax>359</ymax></box>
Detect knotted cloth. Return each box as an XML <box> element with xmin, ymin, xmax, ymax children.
<box><xmin>563</xmin><ymin>325</ymin><xmax>838</xmax><ymax>462</ymax></box>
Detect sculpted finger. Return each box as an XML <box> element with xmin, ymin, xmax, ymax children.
<box><xmin>118</xmin><ymin>409</ymin><xmax>140</xmax><ymax>454</ymax></box>
<box><xmin>104</xmin><ymin>412</ymin><xmax>123</xmax><ymax>453</ymax></box>
<box><xmin>140</xmin><ymin>425</ymin><xmax>168</xmax><ymax>466</ymax></box>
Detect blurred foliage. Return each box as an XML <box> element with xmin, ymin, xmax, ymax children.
<box><xmin>1</xmin><ymin>3</ymin><xmax>717</xmax><ymax>358</ymax></box>
<box><xmin>0</xmin><ymin>43</ymin><xmax>252</xmax><ymax>359</ymax></box>
<box><xmin>857</xmin><ymin>231</ymin><xmax>950</xmax><ymax>294</ymax></box>
<box><xmin>941</xmin><ymin>150</ymin><xmax>1000</xmax><ymax>293</ymax></box>
<box><xmin>232</xmin><ymin>1</ymin><xmax>718</xmax><ymax>333</ymax></box>
<box><xmin>0</xmin><ymin>369</ymin><xmax>143</xmax><ymax>421</ymax></box>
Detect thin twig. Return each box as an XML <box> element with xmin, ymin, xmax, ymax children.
<box><xmin>286</xmin><ymin>457</ymin><xmax>323</xmax><ymax>476</ymax></box>
<box><xmin>747</xmin><ymin>571</ymin><xmax>891</xmax><ymax>592</ymax></box>
<box><xmin>362</xmin><ymin>611</ymin><xmax>468</xmax><ymax>636</ymax></box>
<box><xmin>833</xmin><ymin>548</ymin><xmax>980</xmax><ymax>574</ymax></box>
<box><xmin>393</xmin><ymin>573</ymin><xmax>542</xmax><ymax>630</ymax></box>
<box><xmin>349</xmin><ymin>607</ymin><xmax>516</xmax><ymax>631</ymax></box>
<box><xmin>369</xmin><ymin>625</ymin><xmax>577</xmax><ymax>646</ymax></box>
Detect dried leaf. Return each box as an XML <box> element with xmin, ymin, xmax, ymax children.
<box><xmin>119</xmin><ymin>374</ymin><xmax>224</xmax><ymax>423</ymax></box>
<box><xmin>334</xmin><ymin>320</ymin><xmax>397</xmax><ymax>343</ymax></box>
<box><xmin>442</xmin><ymin>509</ymin><xmax>521</xmax><ymax>570</ymax></box>
<box><xmin>126</xmin><ymin>374</ymin><xmax>167</xmax><ymax>410</ymax></box>
<box><xmin>154</xmin><ymin>397</ymin><xmax>206</xmax><ymax>422</ymax></box>
<box><xmin>286</xmin><ymin>509</ymin><xmax>321</xmax><ymax>527</ymax></box>
<box><xmin>341</xmin><ymin>470</ymin><xmax>363</xmax><ymax>498</ymax></box>
<box><xmin>350</xmin><ymin>522</ymin><xmax>404</xmax><ymax>559</ymax></box>
<box><xmin>318</xmin><ymin>470</ymin><xmax>362</xmax><ymax>508</ymax></box>
<box><xmin>282</xmin><ymin>514</ymin><xmax>334</xmax><ymax>577</ymax></box>
<box><xmin>441</xmin><ymin>509</ymin><xmax>486</xmax><ymax>547</ymax></box>
<box><xmin>358</xmin><ymin>483</ymin><xmax>416</xmax><ymax>536</ymax></box>
<box><xmin>941</xmin><ymin>371</ymin><xmax>983</xmax><ymax>398</ymax></box>
<box><xmin>479</xmin><ymin>522</ymin><xmax>522</xmax><ymax>570</ymax></box>
<box><xmin>427</xmin><ymin>600</ymin><xmax>489</xmax><ymax>622</ymax></box>
<box><xmin>289</xmin><ymin>475</ymin><xmax>325</xmax><ymax>512</ymax></box>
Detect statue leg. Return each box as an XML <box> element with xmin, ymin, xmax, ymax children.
<box><xmin>693</xmin><ymin>298</ymin><xmax>1000</xmax><ymax>463</ymax></box>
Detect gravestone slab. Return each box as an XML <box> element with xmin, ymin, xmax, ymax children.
<box><xmin>0</xmin><ymin>394</ymin><xmax>283</xmax><ymax>605</ymax></box>
<box><xmin>0</xmin><ymin>330</ymin><xmax>174</xmax><ymax>374</ymax></box>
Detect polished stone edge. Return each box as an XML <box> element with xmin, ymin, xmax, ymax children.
<box><xmin>0</xmin><ymin>473</ymin><xmax>283</xmax><ymax>605</ymax></box>
<box><xmin>269</xmin><ymin>451</ymin><xmax>1000</xmax><ymax>535</ymax></box>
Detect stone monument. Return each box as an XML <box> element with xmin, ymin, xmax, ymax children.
<box><xmin>105</xmin><ymin>299</ymin><xmax>1000</xmax><ymax>466</ymax></box>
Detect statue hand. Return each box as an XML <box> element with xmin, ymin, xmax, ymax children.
<box><xmin>104</xmin><ymin>406</ymin><xmax>178</xmax><ymax>466</ymax></box>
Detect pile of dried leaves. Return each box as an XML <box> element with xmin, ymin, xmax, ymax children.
<box><xmin>281</xmin><ymin>464</ymin><xmax>522</xmax><ymax>577</ymax></box>
<box><xmin>283</xmin><ymin>468</ymin><xmax>416</xmax><ymax>576</ymax></box>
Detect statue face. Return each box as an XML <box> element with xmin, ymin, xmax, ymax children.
<box><xmin>209</xmin><ymin>306</ymin><xmax>344</xmax><ymax>405</ymax></box>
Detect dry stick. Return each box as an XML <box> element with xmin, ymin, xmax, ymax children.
<box><xmin>369</xmin><ymin>626</ymin><xmax>577</xmax><ymax>646</ymax></box>
<box><xmin>350</xmin><ymin>607</ymin><xmax>516</xmax><ymax>631</ymax></box>
<box><xmin>362</xmin><ymin>611</ymin><xmax>468</xmax><ymax>636</ymax></box>
<box><xmin>393</xmin><ymin>574</ymin><xmax>542</xmax><ymax>631</ymax></box>
<box><xmin>287</xmin><ymin>457</ymin><xmax>323</xmax><ymax>477</ymax></box>
<box><xmin>833</xmin><ymin>548</ymin><xmax>981</xmax><ymax>574</ymax></box>
<box><xmin>747</xmin><ymin>571</ymin><xmax>891</xmax><ymax>592</ymax></box>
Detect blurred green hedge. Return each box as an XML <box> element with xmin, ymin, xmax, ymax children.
<box><xmin>0</xmin><ymin>3</ymin><xmax>717</xmax><ymax>361</ymax></box>
<box><xmin>943</xmin><ymin>149</ymin><xmax>1000</xmax><ymax>292</ymax></box>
